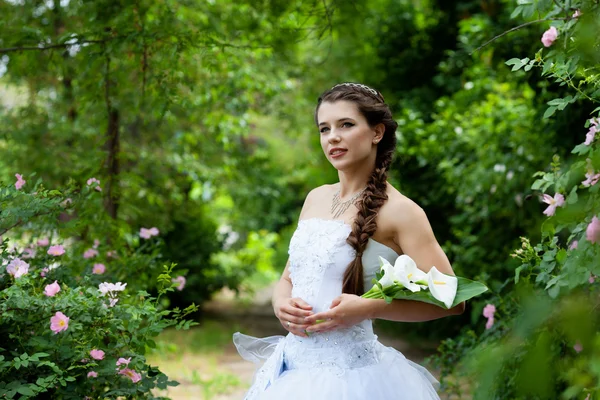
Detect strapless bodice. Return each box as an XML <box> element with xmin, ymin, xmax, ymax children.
<box><xmin>288</xmin><ymin>217</ymin><xmax>398</xmax><ymax>313</ymax></box>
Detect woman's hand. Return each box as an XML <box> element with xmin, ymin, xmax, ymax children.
<box><xmin>274</xmin><ymin>297</ymin><xmax>313</xmax><ymax>338</ymax></box>
<box><xmin>303</xmin><ymin>294</ymin><xmax>377</xmax><ymax>333</ymax></box>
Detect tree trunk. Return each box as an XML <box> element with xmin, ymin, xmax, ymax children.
<box><xmin>104</xmin><ymin>108</ymin><xmax>120</xmax><ymax>219</ymax></box>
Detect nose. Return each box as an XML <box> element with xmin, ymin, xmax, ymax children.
<box><xmin>328</xmin><ymin>128</ymin><xmax>341</xmax><ymax>144</ymax></box>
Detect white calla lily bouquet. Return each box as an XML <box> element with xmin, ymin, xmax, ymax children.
<box><xmin>361</xmin><ymin>255</ymin><xmax>488</xmax><ymax>309</ymax></box>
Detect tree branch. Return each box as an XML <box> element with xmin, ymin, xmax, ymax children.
<box><xmin>471</xmin><ymin>17</ymin><xmax>569</xmax><ymax>54</ymax></box>
<box><xmin>0</xmin><ymin>39</ymin><xmax>109</xmax><ymax>54</ymax></box>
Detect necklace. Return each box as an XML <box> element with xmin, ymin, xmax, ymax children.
<box><xmin>330</xmin><ymin>187</ymin><xmax>366</xmax><ymax>219</ymax></box>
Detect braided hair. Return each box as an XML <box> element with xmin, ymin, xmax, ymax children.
<box><xmin>315</xmin><ymin>83</ymin><xmax>398</xmax><ymax>296</ymax></box>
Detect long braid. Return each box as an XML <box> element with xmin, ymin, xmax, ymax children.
<box><xmin>315</xmin><ymin>82</ymin><xmax>398</xmax><ymax>296</ymax></box>
<box><xmin>344</xmin><ymin>151</ymin><xmax>393</xmax><ymax>294</ymax></box>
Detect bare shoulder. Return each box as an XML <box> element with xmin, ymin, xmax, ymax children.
<box><xmin>299</xmin><ymin>183</ymin><xmax>337</xmax><ymax>219</ymax></box>
<box><xmin>305</xmin><ymin>183</ymin><xmax>336</xmax><ymax>204</ymax></box>
<box><xmin>378</xmin><ymin>183</ymin><xmax>429</xmax><ymax>237</ymax></box>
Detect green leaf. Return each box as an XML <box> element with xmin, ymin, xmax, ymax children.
<box><xmin>16</xmin><ymin>387</ymin><xmax>35</xmax><ymax>396</ymax></box>
<box><xmin>363</xmin><ymin>277</ymin><xmax>488</xmax><ymax>309</ymax></box>
<box><xmin>543</xmin><ymin>106</ymin><xmax>557</xmax><ymax>119</ymax></box>
<box><xmin>566</xmin><ymin>186</ymin><xmax>578</xmax><ymax>204</ymax></box>
<box><xmin>515</xmin><ymin>265</ymin><xmax>525</xmax><ymax>284</ymax></box>
<box><xmin>571</xmin><ymin>143</ymin><xmax>590</xmax><ymax>155</ymax></box>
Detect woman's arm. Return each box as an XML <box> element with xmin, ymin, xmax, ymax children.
<box><xmin>368</xmin><ymin>198</ymin><xmax>466</xmax><ymax>320</ymax></box>
<box><xmin>304</xmin><ymin>196</ymin><xmax>464</xmax><ymax>332</ymax></box>
<box><xmin>271</xmin><ymin>187</ymin><xmax>321</xmax><ymax>336</ymax></box>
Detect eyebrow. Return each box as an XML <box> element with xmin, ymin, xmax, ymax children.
<box><xmin>318</xmin><ymin>117</ymin><xmax>354</xmax><ymax>127</ymax></box>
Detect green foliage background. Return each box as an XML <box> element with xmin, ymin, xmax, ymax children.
<box><xmin>2</xmin><ymin>0</ymin><xmax>599</xmax><ymax>398</ymax></box>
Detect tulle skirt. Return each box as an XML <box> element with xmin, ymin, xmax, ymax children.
<box><xmin>233</xmin><ymin>331</ymin><xmax>441</xmax><ymax>400</ymax></box>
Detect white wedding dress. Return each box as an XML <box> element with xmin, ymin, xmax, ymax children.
<box><xmin>233</xmin><ymin>218</ymin><xmax>441</xmax><ymax>399</ymax></box>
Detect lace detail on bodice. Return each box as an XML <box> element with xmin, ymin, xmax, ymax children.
<box><xmin>288</xmin><ymin>218</ymin><xmax>355</xmax><ymax>312</ymax></box>
<box><xmin>283</xmin><ymin>322</ymin><xmax>379</xmax><ymax>375</ymax></box>
<box><xmin>285</xmin><ymin>218</ymin><xmax>380</xmax><ymax>374</ymax></box>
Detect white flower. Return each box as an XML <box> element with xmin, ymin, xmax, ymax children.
<box><xmin>427</xmin><ymin>267</ymin><xmax>458</xmax><ymax>309</ymax></box>
<box><xmin>377</xmin><ymin>256</ymin><xmax>396</xmax><ymax>289</ymax></box>
<box><xmin>7</xmin><ymin>258</ymin><xmax>29</xmax><ymax>278</ymax></box>
<box><xmin>394</xmin><ymin>254</ymin><xmax>428</xmax><ymax>292</ymax></box>
<box><xmin>98</xmin><ymin>282</ymin><xmax>127</xmax><ymax>296</ymax></box>
<box><xmin>48</xmin><ymin>262</ymin><xmax>61</xmax><ymax>271</ymax></box>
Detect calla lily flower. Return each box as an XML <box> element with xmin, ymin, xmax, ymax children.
<box><xmin>377</xmin><ymin>256</ymin><xmax>396</xmax><ymax>289</ymax></box>
<box><xmin>427</xmin><ymin>266</ymin><xmax>458</xmax><ymax>309</ymax></box>
<box><xmin>395</xmin><ymin>254</ymin><xmax>428</xmax><ymax>289</ymax></box>
<box><xmin>393</xmin><ymin>255</ymin><xmax>422</xmax><ymax>293</ymax></box>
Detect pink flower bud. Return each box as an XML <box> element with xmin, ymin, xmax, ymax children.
<box><xmin>541</xmin><ymin>26</ymin><xmax>558</xmax><ymax>47</ymax></box>
<box><xmin>90</xmin><ymin>349</ymin><xmax>105</xmax><ymax>360</ymax></box>
<box><xmin>44</xmin><ymin>280</ymin><xmax>61</xmax><ymax>297</ymax></box>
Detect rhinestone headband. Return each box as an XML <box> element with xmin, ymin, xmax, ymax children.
<box><xmin>331</xmin><ymin>82</ymin><xmax>384</xmax><ymax>101</ymax></box>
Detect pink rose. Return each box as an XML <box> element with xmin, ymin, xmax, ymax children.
<box><xmin>483</xmin><ymin>304</ymin><xmax>496</xmax><ymax>330</ymax></box>
<box><xmin>140</xmin><ymin>227</ymin><xmax>159</xmax><ymax>239</ymax></box>
<box><xmin>573</xmin><ymin>341</ymin><xmax>583</xmax><ymax>353</ymax></box>
<box><xmin>584</xmin><ymin>119</ymin><xmax>599</xmax><ymax>145</ymax></box>
<box><xmin>172</xmin><ymin>276</ymin><xmax>186</xmax><ymax>291</ymax></box>
<box><xmin>21</xmin><ymin>248</ymin><xmax>36</xmax><ymax>259</ymax></box>
<box><xmin>44</xmin><ymin>280</ymin><xmax>61</xmax><ymax>297</ymax></box>
<box><xmin>139</xmin><ymin>228</ymin><xmax>151</xmax><ymax>239</ymax></box>
<box><xmin>40</xmin><ymin>267</ymin><xmax>49</xmax><ymax>277</ymax></box>
<box><xmin>586</xmin><ymin>216</ymin><xmax>600</xmax><ymax>244</ymax></box>
<box><xmin>541</xmin><ymin>193</ymin><xmax>565</xmax><ymax>216</ymax></box>
<box><xmin>118</xmin><ymin>368</ymin><xmax>142</xmax><ymax>383</ymax></box>
<box><xmin>90</xmin><ymin>349</ymin><xmax>105</xmax><ymax>360</ymax></box>
<box><xmin>37</xmin><ymin>237</ymin><xmax>49</xmax><ymax>247</ymax></box>
<box><xmin>582</xmin><ymin>169</ymin><xmax>600</xmax><ymax>187</ymax></box>
<box><xmin>87</xmin><ymin>371</ymin><xmax>98</xmax><ymax>378</ymax></box>
<box><xmin>541</xmin><ymin>26</ymin><xmax>558</xmax><ymax>47</ymax></box>
<box><xmin>47</xmin><ymin>245</ymin><xmax>65</xmax><ymax>256</ymax></box>
<box><xmin>92</xmin><ymin>263</ymin><xmax>106</xmax><ymax>275</ymax></box>
<box><xmin>50</xmin><ymin>311</ymin><xmax>69</xmax><ymax>334</ymax></box>
<box><xmin>7</xmin><ymin>258</ymin><xmax>30</xmax><ymax>278</ymax></box>
<box><xmin>569</xmin><ymin>240</ymin><xmax>578</xmax><ymax>250</ymax></box>
<box><xmin>83</xmin><ymin>248</ymin><xmax>99</xmax><ymax>259</ymax></box>
<box><xmin>15</xmin><ymin>173</ymin><xmax>26</xmax><ymax>190</ymax></box>
<box><xmin>589</xmin><ymin>275</ymin><xmax>596</xmax><ymax>284</ymax></box>
<box><xmin>116</xmin><ymin>357</ymin><xmax>131</xmax><ymax>368</ymax></box>
<box><xmin>483</xmin><ymin>304</ymin><xmax>496</xmax><ymax>318</ymax></box>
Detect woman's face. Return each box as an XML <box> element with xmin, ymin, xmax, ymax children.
<box><xmin>317</xmin><ymin>100</ymin><xmax>382</xmax><ymax>171</ymax></box>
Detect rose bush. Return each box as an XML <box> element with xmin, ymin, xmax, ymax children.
<box><xmin>433</xmin><ymin>1</ymin><xmax>600</xmax><ymax>399</ymax></box>
<box><xmin>1</xmin><ymin>176</ymin><xmax>197</xmax><ymax>398</ymax></box>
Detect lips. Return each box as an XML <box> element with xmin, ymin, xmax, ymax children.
<box><xmin>329</xmin><ymin>147</ymin><xmax>347</xmax><ymax>157</ymax></box>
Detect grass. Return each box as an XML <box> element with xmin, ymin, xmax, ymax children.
<box><xmin>147</xmin><ymin>320</ymin><xmax>250</xmax><ymax>400</ymax></box>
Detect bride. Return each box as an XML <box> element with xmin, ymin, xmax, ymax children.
<box><xmin>233</xmin><ymin>82</ymin><xmax>465</xmax><ymax>399</ymax></box>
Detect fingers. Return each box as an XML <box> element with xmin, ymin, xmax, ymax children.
<box><xmin>278</xmin><ymin>311</ymin><xmax>309</xmax><ymax>325</ymax></box>
<box><xmin>305</xmin><ymin>319</ymin><xmax>338</xmax><ymax>333</ymax></box>
<box><xmin>281</xmin><ymin>320</ymin><xmax>310</xmax><ymax>338</ymax></box>
<box><xmin>282</xmin><ymin>299</ymin><xmax>313</xmax><ymax>318</ymax></box>
<box><xmin>304</xmin><ymin>310</ymin><xmax>333</xmax><ymax>325</ymax></box>
<box><xmin>330</xmin><ymin>296</ymin><xmax>343</xmax><ymax>308</ymax></box>
<box><xmin>291</xmin><ymin>297</ymin><xmax>313</xmax><ymax>310</ymax></box>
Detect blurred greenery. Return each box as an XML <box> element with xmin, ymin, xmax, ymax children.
<box><xmin>2</xmin><ymin>0</ymin><xmax>600</xmax><ymax>398</ymax></box>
